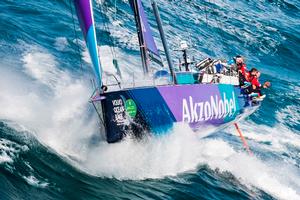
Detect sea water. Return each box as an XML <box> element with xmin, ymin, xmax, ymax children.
<box><xmin>0</xmin><ymin>0</ymin><xmax>299</xmax><ymax>199</ymax></box>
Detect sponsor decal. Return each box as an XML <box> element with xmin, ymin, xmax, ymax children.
<box><xmin>125</xmin><ymin>99</ymin><xmax>137</xmax><ymax>118</ymax></box>
<box><xmin>182</xmin><ymin>92</ymin><xmax>237</xmax><ymax>123</ymax></box>
<box><xmin>112</xmin><ymin>99</ymin><xmax>125</xmax><ymax>125</ymax></box>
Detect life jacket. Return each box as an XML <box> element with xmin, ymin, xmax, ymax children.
<box><xmin>238</xmin><ymin>63</ymin><xmax>247</xmax><ymax>76</ymax></box>
<box><xmin>244</xmin><ymin>71</ymin><xmax>250</xmax><ymax>82</ymax></box>
<box><xmin>250</xmin><ymin>75</ymin><xmax>261</xmax><ymax>88</ymax></box>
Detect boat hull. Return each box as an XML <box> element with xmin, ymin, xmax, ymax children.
<box><xmin>101</xmin><ymin>84</ymin><xmax>255</xmax><ymax>143</ymax></box>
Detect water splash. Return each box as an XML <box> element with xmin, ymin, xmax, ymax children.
<box><xmin>0</xmin><ymin>41</ymin><xmax>299</xmax><ymax>200</ymax></box>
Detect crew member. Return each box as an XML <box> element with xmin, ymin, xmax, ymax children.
<box><xmin>235</xmin><ymin>55</ymin><xmax>248</xmax><ymax>86</ymax></box>
<box><xmin>248</xmin><ymin>68</ymin><xmax>270</xmax><ymax>98</ymax></box>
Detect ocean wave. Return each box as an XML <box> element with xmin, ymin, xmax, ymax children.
<box><xmin>0</xmin><ymin>0</ymin><xmax>300</xmax><ymax>199</ymax></box>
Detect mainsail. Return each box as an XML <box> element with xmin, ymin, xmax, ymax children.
<box><xmin>74</xmin><ymin>0</ymin><xmax>102</xmax><ymax>87</ymax></box>
<box><xmin>129</xmin><ymin>0</ymin><xmax>163</xmax><ymax>69</ymax></box>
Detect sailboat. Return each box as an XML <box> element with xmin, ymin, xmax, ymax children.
<box><xmin>73</xmin><ymin>0</ymin><xmax>262</xmax><ymax>143</ymax></box>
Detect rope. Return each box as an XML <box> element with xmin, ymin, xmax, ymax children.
<box><xmin>204</xmin><ymin>2</ymin><xmax>209</xmax><ymax>27</ymax></box>
<box><xmin>197</xmin><ymin>0</ymin><xmax>215</xmax><ymax>57</ymax></box>
<box><xmin>206</xmin><ymin>0</ymin><xmax>227</xmax><ymax>54</ymax></box>
<box><xmin>96</xmin><ymin>0</ymin><xmax>117</xmax><ymax>59</ymax></box>
<box><xmin>168</xmin><ymin>0</ymin><xmax>207</xmax><ymax>59</ymax></box>
<box><xmin>169</xmin><ymin>0</ymin><xmax>193</xmax><ymax>45</ymax></box>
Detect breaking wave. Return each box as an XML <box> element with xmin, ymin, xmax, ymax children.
<box><xmin>0</xmin><ymin>0</ymin><xmax>300</xmax><ymax>199</ymax></box>
<box><xmin>0</xmin><ymin>45</ymin><xmax>299</xmax><ymax>200</ymax></box>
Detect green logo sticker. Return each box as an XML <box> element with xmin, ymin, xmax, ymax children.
<box><xmin>125</xmin><ymin>99</ymin><xmax>137</xmax><ymax>118</ymax></box>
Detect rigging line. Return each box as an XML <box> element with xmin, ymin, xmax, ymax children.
<box><xmin>202</xmin><ymin>0</ymin><xmax>214</xmax><ymax>56</ymax></box>
<box><xmin>190</xmin><ymin>1</ymin><xmax>210</xmax><ymax>59</ymax></box>
<box><xmin>204</xmin><ymin>1</ymin><xmax>209</xmax><ymax>27</ymax></box>
<box><xmin>170</xmin><ymin>0</ymin><xmax>205</xmax><ymax>59</ymax></box>
<box><xmin>96</xmin><ymin>0</ymin><xmax>117</xmax><ymax>59</ymax></box>
<box><xmin>113</xmin><ymin>0</ymin><xmax>117</xmax><ymax>53</ymax></box>
<box><xmin>69</xmin><ymin>0</ymin><xmax>96</xmax><ymax>90</ymax></box>
<box><xmin>110</xmin><ymin>0</ymin><xmax>119</xmax><ymax>58</ymax></box>
<box><xmin>196</xmin><ymin>0</ymin><xmax>224</xmax><ymax>58</ymax></box>
<box><xmin>101</xmin><ymin>3</ymin><xmax>116</xmax><ymax>54</ymax></box>
<box><xmin>209</xmin><ymin>0</ymin><xmax>227</xmax><ymax>48</ymax></box>
<box><xmin>69</xmin><ymin>0</ymin><xmax>84</xmax><ymax>72</ymax></box>
<box><xmin>165</xmin><ymin>0</ymin><xmax>189</xmax><ymax>62</ymax></box>
<box><xmin>169</xmin><ymin>0</ymin><xmax>191</xmax><ymax>43</ymax></box>
<box><xmin>114</xmin><ymin>0</ymin><xmax>117</xmax><ymax>22</ymax></box>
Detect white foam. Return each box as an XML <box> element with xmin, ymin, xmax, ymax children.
<box><xmin>73</xmin><ymin>123</ymin><xmax>300</xmax><ymax>199</ymax></box>
<box><xmin>226</xmin><ymin>120</ymin><xmax>300</xmax><ymax>153</ymax></box>
<box><xmin>22</xmin><ymin>47</ymin><xmax>70</xmax><ymax>89</ymax></box>
<box><xmin>276</xmin><ymin>105</ymin><xmax>300</xmax><ymax>128</ymax></box>
<box><xmin>1</xmin><ymin>44</ymin><xmax>299</xmax><ymax>200</ymax></box>
<box><xmin>0</xmin><ymin>148</ymin><xmax>14</xmax><ymax>164</ymax></box>
<box><xmin>54</xmin><ymin>37</ymin><xmax>69</xmax><ymax>51</ymax></box>
<box><xmin>204</xmin><ymin>147</ymin><xmax>300</xmax><ymax>200</ymax></box>
<box><xmin>78</xmin><ymin>124</ymin><xmax>204</xmax><ymax>179</ymax></box>
<box><xmin>23</xmin><ymin>175</ymin><xmax>49</xmax><ymax>188</ymax></box>
<box><xmin>0</xmin><ymin>45</ymin><xmax>98</xmax><ymax>157</ymax></box>
<box><xmin>0</xmin><ymin>139</ymin><xmax>28</xmax><ymax>164</ymax></box>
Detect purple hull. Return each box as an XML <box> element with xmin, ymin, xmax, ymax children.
<box><xmin>100</xmin><ymin>84</ymin><xmax>257</xmax><ymax>143</ymax></box>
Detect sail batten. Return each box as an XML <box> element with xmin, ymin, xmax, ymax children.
<box><xmin>74</xmin><ymin>0</ymin><xmax>102</xmax><ymax>87</ymax></box>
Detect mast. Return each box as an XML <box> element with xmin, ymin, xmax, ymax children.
<box><xmin>131</xmin><ymin>0</ymin><xmax>149</xmax><ymax>75</ymax></box>
<box><xmin>151</xmin><ymin>0</ymin><xmax>177</xmax><ymax>84</ymax></box>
